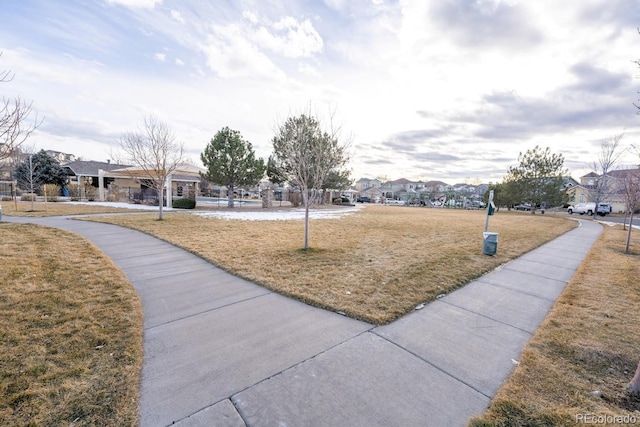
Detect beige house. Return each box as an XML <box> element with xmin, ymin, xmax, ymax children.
<box><xmin>63</xmin><ymin>160</ymin><xmax>203</xmax><ymax>206</ymax></box>
<box><xmin>97</xmin><ymin>164</ymin><xmax>203</xmax><ymax>207</ymax></box>
<box><xmin>567</xmin><ymin>169</ymin><xmax>640</xmax><ymax>214</ymax></box>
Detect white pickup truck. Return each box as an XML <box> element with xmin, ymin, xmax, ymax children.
<box><xmin>567</xmin><ymin>202</ymin><xmax>612</xmax><ymax>216</ymax></box>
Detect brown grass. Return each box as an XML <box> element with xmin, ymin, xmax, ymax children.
<box><xmin>0</xmin><ymin>223</ymin><xmax>143</xmax><ymax>426</ymax></box>
<box><xmin>469</xmin><ymin>224</ymin><xmax>640</xmax><ymax>426</ymax></box>
<box><xmin>0</xmin><ymin>200</ymin><xmax>143</xmax><ymax>217</ymax></box>
<box><xmin>84</xmin><ymin>205</ymin><xmax>575</xmax><ymax>324</ymax></box>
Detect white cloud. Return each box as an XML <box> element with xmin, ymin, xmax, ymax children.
<box><xmin>201</xmin><ymin>24</ymin><xmax>286</xmax><ymax>80</ymax></box>
<box><xmin>323</xmin><ymin>0</ymin><xmax>346</xmax><ymax>11</ymax></box>
<box><xmin>170</xmin><ymin>9</ymin><xmax>185</xmax><ymax>24</ymax></box>
<box><xmin>200</xmin><ymin>12</ymin><xmax>323</xmax><ymax>79</ymax></box>
<box><xmin>298</xmin><ymin>62</ymin><xmax>320</xmax><ymax>77</ymax></box>
<box><xmin>202</xmin><ymin>11</ymin><xmax>323</xmax><ymax>79</ymax></box>
<box><xmin>4</xmin><ymin>0</ymin><xmax>640</xmax><ymax>184</ymax></box>
<box><xmin>242</xmin><ymin>10</ymin><xmax>259</xmax><ymax>24</ymax></box>
<box><xmin>269</xmin><ymin>17</ymin><xmax>323</xmax><ymax>58</ymax></box>
<box><xmin>105</xmin><ymin>0</ymin><xmax>162</xmax><ymax>9</ymax></box>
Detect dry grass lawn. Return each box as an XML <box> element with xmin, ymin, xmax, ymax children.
<box><xmin>469</xmin><ymin>224</ymin><xmax>640</xmax><ymax>426</ymax></box>
<box><xmin>0</xmin><ymin>200</ymin><xmax>142</xmax><ymax>217</ymax></box>
<box><xmin>85</xmin><ymin>205</ymin><xmax>575</xmax><ymax>324</ymax></box>
<box><xmin>4</xmin><ymin>201</ymin><xmax>635</xmax><ymax>425</ymax></box>
<box><xmin>0</xmin><ymin>223</ymin><xmax>143</xmax><ymax>426</ymax></box>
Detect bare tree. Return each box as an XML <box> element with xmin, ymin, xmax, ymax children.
<box><xmin>620</xmin><ymin>168</ymin><xmax>640</xmax><ymax>254</ymax></box>
<box><xmin>118</xmin><ymin>116</ymin><xmax>184</xmax><ymax>220</ymax></box>
<box><xmin>590</xmin><ymin>134</ymin><xmax>624</xmax><ymax>207</ymax></box>
<box><xmin>627</xmin><ymin>29</ymin><xmax>640</xmax><ymax>396</ymax></box>
<box><xmin>270</xmin><ymin>109</ymin><xmax>350</xmax><ymax>250</ymax></box>
<box><xmin>15</xmin><ymin>152</ymin><xmax>41</xmax><ymax>211</ymax></box>
<box><xmin>0</xmin><ymin>53</ymin><xmax>43</xmax><ymax>162</ymax></box>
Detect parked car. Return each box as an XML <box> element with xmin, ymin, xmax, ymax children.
<box><xmin>467</xmin><ymin>201</ymin><xmax>486</xmax><ymax>209</ymax></box>
<box><xmin>514</xmin><ymin>203</ymin><xmax>533</xmax><ymax>211</ymax></box>
<box><xmin>385</xmin><ymin>198</ymin><xmax>405</xmax><ymax>205</ymax></box>
<box><xmin>356</xmin><ymin>196</ymin><xmax>371</xmax><ymax>203</ymax></box>
<box><xmin>567</xmin><ymin>202</ymin><xmax>611</xmax><ymax>216</ymax></box>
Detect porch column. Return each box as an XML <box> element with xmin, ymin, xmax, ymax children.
<box><xmin>98</xmin><ymin>169</ymin><xmax>105</xmax><ymax>201</ymax></box>
<box><xmin>166</xmin><ymin>173</ymin><xmax>173</xmax><ymax>208</ymax></box>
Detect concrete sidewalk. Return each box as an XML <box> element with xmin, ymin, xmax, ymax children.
<box><xmin>4</xmin><ymin>216</ymin><xmax>602</xmax><ymax>426</ymax></box>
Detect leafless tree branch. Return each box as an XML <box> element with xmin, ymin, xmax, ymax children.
<box><xmin>0</xmin><ymin>53</ymin><xmax>43</xmax><ymax>162</ymax></box>
<box><xmin>118</xmin><ymin>115</ymin><xmax>184</xmax><ymax>220</ymax></box>
<box><xmin>590</xmin><ymin>134</ymin><xmax>624</xmax><ymax>206</ymax></box>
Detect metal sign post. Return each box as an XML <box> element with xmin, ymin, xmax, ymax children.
<box><xmin>484</xmin><ymin>190</ymin><xmax>494</xmax><ymax>233</ymax></box>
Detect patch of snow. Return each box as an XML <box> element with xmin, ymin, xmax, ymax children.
<box><xmin>65</xmin><ymin>201</ymin><xmax>172</xmax><ymax>211</ymax></box>
<box><xmin>64</xmin><ymin>201</ymin><xmax>364</xmax><ymax>220</ymax></box>
<box><xmin>194</xmin><ymin>205</ymin><xmax>363</xmax><ymax>221</ymax></box>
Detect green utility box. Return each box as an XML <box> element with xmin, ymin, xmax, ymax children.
<box><xmin>483</xmin><ymin>232</ymin><xmax>498</xmax><ymax>256</ymax></box>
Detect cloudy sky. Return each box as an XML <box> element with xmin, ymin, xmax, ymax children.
<box><xmin>2</xmin><ymin>0</ymin><xmax>640</xmax><ymax>184</ymax></box>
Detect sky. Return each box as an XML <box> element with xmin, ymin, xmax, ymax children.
<box><xmin>2</xmin><ymin>0</ymin><xmax>640</xmax><ymax>185</ymax></box>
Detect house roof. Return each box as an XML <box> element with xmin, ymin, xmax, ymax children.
<box><xmin>62</xmin><ymin>160</ymin><xmax>128</xmax><ymax>176</ymax></box>
<box><xmin>106</xmin><ymin>164</ymin><xmax>203</xmax><ymax>177</ymax></box>
<box><xmin>581</xmin><ymin>171</ymin><xmax>599</xmax><ymax>178</ymax></box>
<box><xmin>386</xmin><ymin>178</ymin><xmax>414</xmax><ymax>185</ymax></box>
<box><xmin>423</xmin><ymin>180</ymin><xmax>449</xmax><ymax>187</ymax></box>
<box><xmin>608</xmin><ymin>168</ymin><xmax>640</xmax><ymax>179</ymax></box>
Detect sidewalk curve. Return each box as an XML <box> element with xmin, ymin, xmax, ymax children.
<box><xmin>4</xmin><ymin>216</ymin><xmax>602</xmax><ymax>426</ymax></box>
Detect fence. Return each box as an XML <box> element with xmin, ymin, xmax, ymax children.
<box><xmin>105</xmin><ymin>186</ymin><xmax>196</xmax><ymax>206</ymax></box>
<box><xmin>0</xmin><ymin>180</ymin><xmax>17</xmax><ymax>199</ymax></box>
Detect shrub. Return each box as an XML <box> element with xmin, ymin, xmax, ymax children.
<box><xmin>172</xmin><ymin>198</ymin><xmax>196</xmax><ymax>209</ymax></box>
<box><xmin>20</xmin><ymin>193</ymin><xmax>36</xmax><ymax>201</ymax></box>
<box><xmin>85</xmin><ymin>185</ymin><xmax>97</xmax><ymax>201</ymax></box>
<box><xmin>42</xmin><ymin>184</ymin><xmax>60</xmax><ymax>202</ymax></box>
<box><xmin>67</xmin><ymin>183</ymin><xmax>80</xmax><ymax>200</ymax></box>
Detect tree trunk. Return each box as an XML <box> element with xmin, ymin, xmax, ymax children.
<box><xmin>228</xmin><ymin>184</ymin><xmax>234</xmax><ymax>208</ymax></box>
<box><xmin>304</xmin><ymin>203</ymin><xmax>310</xmax><ymax>250</ymax></box>
<box><xmin>158</xmin><ymin>183</ymin><xmax>164</xmax><ymax>220</ymax></box>
<box><xmin>625</xmin><ymin>211</ymin><xmax>634</xmax><ymax>254</ymax></box>
<box><xmin>302</xmin><ymin>190</ymin><xmax>310</xmax><ymax>250</ymax></box>
<box><xmin>629</xmin><ymin>360</ymin><xmax>640</xmax><ymax>394</ymax></box>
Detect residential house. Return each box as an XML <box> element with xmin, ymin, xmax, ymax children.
<box><xmin>355</xmin><ymin>178</ymin><xmax>381</xmax><ymax>192</ymax></box>
<box><xmin>63</xmin><ymin>159</ymin><xmax>202</xmax><ymax>206</ymax></box>
<box><xmin>422</xmin><ymin>180</ymin><xmax>448</xmax><ymax>193</ymax></box>
<box><xmin>45</xmin><ymin>150</ymin><xmax>76</xmax><ymax>163</ymax></box>
<box><xmin>62</xmin><ymin>160</ymin><xmax>127</xmax><ymax>198</ymax></box>
<box><xmin>607</xmin><ymin>169</ymin><xmax>640</xmax><ymax>213</ymax></box>
<box><xmin>565</xmin><ymin>177</ymin><xmax>591</xmax><ymax>206</ymax></box>
<box><xmin>98</xmin><ymin>164</ymin><xmax>203</xmax><ymax>206</ymax></box>
<box><xmin>358</xmin><ymin>186</ymin><xmax>384</xmax><ymax>202</ymax></box>
<box><xmin>353</xmin><ymin>176</ymin><xmax>494</xmax><ymax>207</ymax></box>
<box><xmin>566</xmin><ymin>169</ymin><xmax>640</xmax><ymax>213</ymax></box>
<box><xmin>386</xmin><ymin>178</ymin><xmax>417</xmax><ymax>193</ymax></box>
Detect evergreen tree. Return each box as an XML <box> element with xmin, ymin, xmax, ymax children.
<box><xmin>200</xmin><ymin>127</ymin><xmax>266</xmax><ymax>208</ymax></box>
<box><xmin>504</xmin><ymin>146</ymin><xmax>567</xmax><ymax>213</ymax></box>
<box><xmin>15</xmin><ymin>149</ymin><xmax>67</xmax><ymax>192</ymax></box>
